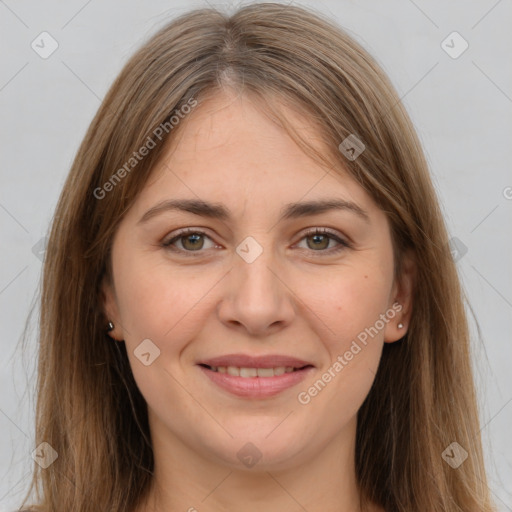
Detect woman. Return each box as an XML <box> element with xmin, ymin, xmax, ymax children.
<box><xmin>21</xmin><ymin>3</ymin><xmax>496</xmax><ymax>511</ymax></box>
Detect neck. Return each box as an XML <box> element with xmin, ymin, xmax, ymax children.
<box><xmin>136</xmin><ymin>415</ymin><xmax>380</xmax><ymax>512</ymax></box>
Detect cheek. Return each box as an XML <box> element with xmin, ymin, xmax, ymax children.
<box><xmin>113</xmin><ymin>247</ymin><xmax>214</xmax><ymax>341</ymax></box>
<box><xmin>297</xmin><ymin>265</ymin><xmax>392</xmax><ymax>408</ymax></box>
<box><xmin>111</xmin><ymin>254</ymin><xmax>213</xmax><ymax>407</ymax></box>
<box><xmin>308</xmin><ymin>265</ymin><xmax>392</xmax><ymax>346</ymax></box>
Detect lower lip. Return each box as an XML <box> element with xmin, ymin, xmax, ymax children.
<box><xmin>198</xmin><ymin>365</ymin><xmax>314</xmax><ymax>399</ymax></box>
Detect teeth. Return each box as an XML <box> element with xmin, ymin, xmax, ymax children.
<box><xmin>209</xmin><ymin>365</ymin><xmax>299</xmax><ymax>377</ymax></box>
<box><xmin>257</xmin><ymin>368</ymin><xmax>274</xmax><ymax>377</ymax></box>
<box><xmin>240</xmin><ymin>367</ymin><xmax>258</xmax><ymax>378</ymax></box>
<box><xmin>227</xmin><ymin>366</ymin><xmax>240</xmax><ymax>376</ymax></box>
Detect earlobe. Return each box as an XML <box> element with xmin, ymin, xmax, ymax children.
<box><xmin>384</xmin><ymin>250</ymin><xmax>416</xmax><ymax>343</ymax></box>
<box><xmin>100</xmin><ymin>277</ymin><xmax>122</xmax><ymax>341</ymax></box>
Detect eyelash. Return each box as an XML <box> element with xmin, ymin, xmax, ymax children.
<box><xmin>162</xmin><ymin>227</ymin><xmax>351</xmax><ymax>257</ymax></box>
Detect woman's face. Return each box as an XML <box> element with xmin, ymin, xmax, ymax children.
<box><xmin>103</xmin><ymin>91</ymin><xmax>411</xmax><ymax>472</ymax></box>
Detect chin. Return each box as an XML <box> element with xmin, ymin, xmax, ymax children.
<box><xmin>201</xmin><ymin>425</ymin><xmax>313</xmax><ymax>472</ymax></box>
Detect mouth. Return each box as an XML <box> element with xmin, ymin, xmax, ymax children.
<box><xmin>196</xmin><ymin>354</ymin><xmax>315</xmax><ymax>398</ymax></box>
<box><xmin>198</xmin><ymin>363</ymin><xmax>313</xmax><ymax>377</ymax></box>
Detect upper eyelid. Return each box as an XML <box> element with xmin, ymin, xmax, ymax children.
<box><xmin>163</xmin><ymin>227</ymin><xmax>217</xmax><ymax>245</ymax></box>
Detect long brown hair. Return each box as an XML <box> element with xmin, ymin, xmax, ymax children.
<box><xmin>22</xmin><ymin>3</ymin><xmax>495</xmax><ymax>511</ymax></box>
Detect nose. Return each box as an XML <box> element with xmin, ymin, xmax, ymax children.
<box><xmin>217</xmin><ymin>241</ymin><xmax>296</xmax><ymax>337</ymax></box>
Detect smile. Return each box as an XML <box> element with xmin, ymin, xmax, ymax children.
<box><xmin>202</xmin><ymin>364</ymin><xmax>307</xmax><ymax>377</ymax></box>
<box><xmin>197</xmin><ymin>363</ymin><xmax>314</xmax><ymax>398</ymax></box>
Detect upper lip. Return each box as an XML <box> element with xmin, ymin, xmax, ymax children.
<box><xmin>198</xmin><ymin>353</ymin><xmax>314</xmax><ymax>369</ymax></box>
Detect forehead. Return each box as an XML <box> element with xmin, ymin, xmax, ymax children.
<box><xmin>164</xmin><ymin>91</ymin><xmax>327</xmax><ymax>175</ymax></box>
<box><xmin>132</xmin><ymin>90</ymin><xmax>381</xmax><ymax>222</ymax></box>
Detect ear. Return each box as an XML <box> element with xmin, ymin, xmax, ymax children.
<box><xmin>100</xmin><ymin>275</ymin><xmax>123</xmax><ymax>341</ymax></box>
<box><xmin>384</xmin><ymin>250</ymin><xmax>415</xmax><ymax>343</ymax></box>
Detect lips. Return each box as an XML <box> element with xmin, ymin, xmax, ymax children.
<box><xmin>197</xmin><ymin>353</ymin><xmax>315</xmax><ymax>398</ymax></box>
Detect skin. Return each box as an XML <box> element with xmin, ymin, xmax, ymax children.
<box><xmin>103</xmin><ymin>89</ymin><xmax>414</xmax><ymax>512</ymax></box>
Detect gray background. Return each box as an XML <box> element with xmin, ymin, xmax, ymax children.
<box><xmin>1</xmin><ymin>0</ymin><xmax>511</xmax><ymax>510</ymax></box>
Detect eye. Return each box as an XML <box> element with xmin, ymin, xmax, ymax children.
<box><xmin>295</xmin><ymin>227</ymin><xmax>351</xmax><ymax>255</ymax></box>
<box><xmin>162</xmin><ymin>228</ymin><xmax>217</xmax><ymax>254</ymax></box>
<box><xmin>162</xmin><ymin>227</ymin><xmax>351</xmax><ymax>257</ymax></box>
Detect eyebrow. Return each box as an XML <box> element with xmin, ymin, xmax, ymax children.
<box><xmin>137</xmin><ymin>198</ymin><xmax>370</xmax><ymax>225</ymax></box>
